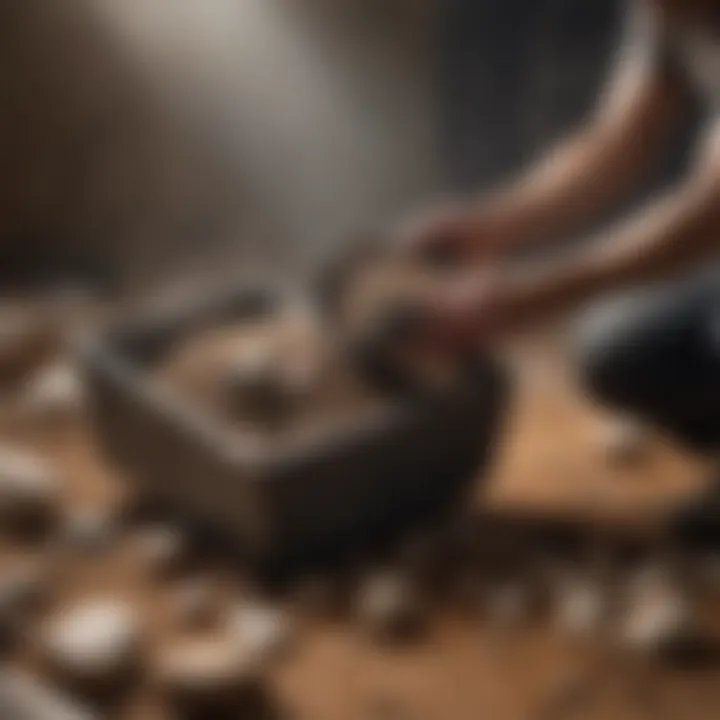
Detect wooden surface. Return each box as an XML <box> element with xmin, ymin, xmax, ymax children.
<box><xmin>3</xmin><ymin>344</ymin><xmax>718</xmax><ymax>720</ymax></box>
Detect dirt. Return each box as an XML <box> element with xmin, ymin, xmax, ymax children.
<box><xmin>2</xmin><ymin>310</ymin><xmax>720</xmax><ymax>719</ymax></box>
<box><xmin>156</xmin><ymin>310</ymin><xmax>383</xmax><ymax>439</ymax></box>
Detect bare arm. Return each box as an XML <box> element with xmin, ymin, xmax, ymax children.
<box><xmin>423</xmin><ymin>139</ymin><xmax>720</xmax><ymax>347</ymax></box>
<box><xmin>499</xmin><ymin>124</ymin><xmax>720</xmax><ymax>322</ymax></box>
<box><xmin>470</xmin><ymin>4</ymin><xmax>685</xmax><ymax>253</ymax></box>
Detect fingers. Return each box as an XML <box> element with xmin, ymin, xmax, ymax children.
<box><xmin>394</xmin><ymin>202</ymin><xmax>467</xmax><ymax>260</ymax></box>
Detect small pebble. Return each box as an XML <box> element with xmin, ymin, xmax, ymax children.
<box><xmin>0</xmin><ymin>558</ymin><xmax>47</xmax><ymax>628</ymax></box>
<box><xmin>619</xmin><ymin>565</ymin><xmax>692</xmax><ymax>655</ymax></box>
<box><xmin>229</xmin><ymin>602</ymin><xmax>294</xmax><ymax>662</ymax></box>
<box><xmin>0</xmin><ymin>445</ymin><xmax>60</xmax><ymax>531</ymax></box>
<box><xmin>154</xmin><ymin>637</ymin><xmax>272</xmax><ymax>714</ymax></box>
<box><xmin>0</xmin><ymin>305</ymin><xmax>57</xmax><ymax>386</ymax></box>
<box><xmin>553</xmin><ymin>575</ymin><xmax>606</xmax><ymax>638</ymax></box>
<box><xmin>356</xmin><ymin>569</ymin><xmax>424</xmax><ymax>642</ymax></box>
<box><xmin>42</xmin><ymin>599</ymin><xmax>141</xmax><ymax>686</ymax></box>
<box><xmin>22</xmin><ymin>362</ymin><xmax>85</xmax><ymax>421</ymax></box>
<box><xmin>172</xmin><ymin>579</ymin><xmax>218</xmax><ymax>628</ymax></box>
<box><xmin>61</xmin><ymin>508</ymin><xmax>117</xmax><ymax>555</ymax></box>
<box><xmin>133</xmin><ymin>524</ymin><xmax>187</xmax><ymax>576</ymax></box>
<box><xmin>597</xmin><ymin>416</ymin><xmax>650</xmax><ymax>465</ymax></box>
<box><xmin>0</xmin><ymin>669</ymin><xmax>97</xmax><ymax>720</ymax></box>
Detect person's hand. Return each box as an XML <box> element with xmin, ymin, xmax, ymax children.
<box><xmin>396</xmin><ymin>200</ymin><xmax>514</xmax><ymax>267</ymax></box>
<box><xmin>409</xmin><ymin>268</ymin><xmax>555</xmax><ymax>354</ymax></box>
<box><xmin>417</xmin><ymin>273</ymin><xmax>505</xmax><ymax>353</ymax></box>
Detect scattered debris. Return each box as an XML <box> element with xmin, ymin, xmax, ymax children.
<box><xmin>0</xmin><ymin>305</ymin><xmax>57</xmax><ymax>388</ymax></box>
<box><xmin>41</xmin><ymin>599</ymin><xmax>142</xmax><ymax>687</ymax></box>
<box><xmin>619</xmin><ymin>565</ymin><xmax>693</xmax><ymax>658</ymax></box>
<box><xmin>22</xmin><ymin>362</ymin><xmax>85</xmax><ymax>422</ymax></box>
<box><xmin>0</xmin><ymin>668</ymin><xmax>98</xmax><ymax>720</ymax></box>
<box><xmin>60</xmin><ymin>507</ymin><xmax>117</xmax><ymax>556</ymax></box>
<box><xmin>160</xmin><ymin>308</ymin><xmax>326</xmax><ymax>430</ymax></box>
<box><xmin>133</xmin><ymin>524</ymin><xmax>187</xmax><ymax>576</ymax></box>
<box><xmin>224</xmin><ymin>337</ymin><xmax>302</xmax><ymax>426</ymax></box>
<box><xmin>0</xmin><ymin>445</ymin><xmax>60</xmax><ymax>532</ymax></box>
<box><xmin>0</xmin><ymin>558</ymin><xmax>48</xmax><ymax>633</ymax></box>
<box><xmin>172</xmin><ymin>579</ymin><xmax>219</xmax><ymax>629</ymax></box>
<box><xmin>356</xmin><ymin>569</ymin><xmax>425</xmax><ymax>642</ymax></box>
<box><xmin>229</xmin><ymin>601</ymin><xmax>295</xmax><ymax>662</ymax></box>
<box><xmin>153</xmin><ymin>636</ymin><xmax>273</xmax><ymax>716</ymax></box>
<box><xmin>552</xmin><ymin>573</ymin><xmax>607</xmax><ymax>639</ymax></box>
<box><xmin>597</xmin><ymin>416</ymin><xmax>650</xmax><ymax>466</ymax></box>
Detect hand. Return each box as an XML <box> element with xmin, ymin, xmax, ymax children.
<box><xmin>410</xmin><ymin>268</ymin><xmax>556</xmax><ymax>354</ymax></box>
<box><xmin>396</xmin><ymin>200</ymin><xmax>513</xmax><ymax>266</ymax></box>
<box><xmin>404</xmin><ymin>272</ymin><xmax>505</xmax><ymax>356</ymax></box>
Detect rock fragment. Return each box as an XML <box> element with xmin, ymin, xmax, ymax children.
<box><xmin>23</xmin><ymin>362</ymin><xmax>85</xmax><ymax>422</ymax></box>
<box><xmin>41</xmin><ymin>599</ymin><xmax>142</xmax><ymax>687</ymax></box>
<box><xmin>0</xmin><ymin>445</ymin><xmax>60</xmax><ymax>533</ymax></box>
<box><xmin>597</xmin><ymin>416</ymin><xmax>650</xmax><ymax>466</ymax></box>
<box><xmin>229</xmin><ymin>601</ymin><xmax>295</xmax><ymax>662</ymax></box>
<box><xmin>356</xmin><ymin>569</ymin><xmax>425</xmax><ymax>642</ymax></box>
<box><xmin>0</xmin><ymin>669</ymin><xmax>97</xmax><ymax>720</ymax></box>
<box><xmin>133</xmin><ymin>524</ymin><xmax>187</xmax><ymax>576</ymax></box>
<box><xmin>153</xmin><ymin>636</ymin><xmax>274</xmax><ymax>716</ymax></box>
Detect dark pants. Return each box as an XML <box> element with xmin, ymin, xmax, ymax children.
<box><xmin>574</xmin><ymin>270</ymin><xmax>720</xmax><ymax>547</ymax></box>
<box><xmin>574</xmin><ymin>269</ymin><xmax>720</xmax><ymax>454</ymax></box>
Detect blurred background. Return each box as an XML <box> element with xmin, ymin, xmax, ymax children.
<box><xmin>3</xmin><ymin>4</ymin><xmax>720</xmax><ymax>719</ymax></box>
<box><xmin>0</xmin><ymin>0</ymin><xmax>700</xmax><ymax>293</ymax></box>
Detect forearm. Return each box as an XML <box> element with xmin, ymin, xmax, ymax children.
<box><xmin>466</xmin><ymin>39</ymin><xmax>682</xmax><ymax>255</ymax></box>
<box><xmin>481</xmin><ymin>119</ymin><xmax>669</xmax><ymax>251</ymax></box>
<box><xmin>506</xmin><ymin>172</ymin><xmax>720</xmax><ymax>322</ymax></box>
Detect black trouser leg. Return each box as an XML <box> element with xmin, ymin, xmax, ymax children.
<box><xmin>573</xmin><ymin>272</ymin><xmax>720</xmax><ymax>454</ymax></box>
<box><xmin>573</xmin><ymin>271</ymin><xmax>720</xmax><ymax>549</ymax></box>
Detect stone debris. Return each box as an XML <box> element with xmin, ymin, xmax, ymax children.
<box><xmin>42</xmin><ymin>599</ymin><xmax>142</xmax><ymax>686</ymax></box>
<box><xmin>153</xmin><ymin>636</ymin><xmax>272</xmax><ymax>715</ymax></box>
<box><xmin>356</xmin><ymin>569</ymin><xmax>425</xmax><ymax>642</ymax></box>
<box><xmin>597</xmin><ymin>416</ymin><xmax>650</xmax><ymax>466</ymax></box>
<box><xmin>0</xmin><ymin>668</ymin><xmax>97</xmax><ymax>720</ymax></box>
<box><xmin>0</xmin><ymin>445</ymin><xmax>60</xmax><ymax>531</ymax></box>
<box><xmin>0</xmin><ymin>305</ymin><xmax>57</xmax><ymax>388</ymax></box>
<box><xmin>172</xmin><ymin>579</ymin><xmax>219</xmax><ymax>629</ymax></box>
<box><xmin>133</xmin><ymin>524</ymin><xmax>187</xmax><ymax>576</ymax></box>
<box><xmin>229</xmin><ymin>601</ymin><xmax>295</xmax><ymax>662</ymax></box>
<box><xmin>60</xmin><ymin>507</ymin><xmax>117</xmax><ymax>555</ymax></box>
<box><xmin>619</xmin><ymin>566</ymin><xmax>692</xmax><ymax>655</ymax></box>
<box><xmin>552</xmin><ymin>573</ymin><xmax>607</xmax><ymax>638</ymax></box>
<box><xmin>0</xmin><ymin>558</ymin><xmax>47</xmax><ymax>627</ymax></box>
<box><xmin>224</xmin><ymin>336</ymin><xmax>301</xmax><ymax>426</ymax></box>
<box><xmin>23</xmin><ymin>362</ymin><xmax>85</xmax><ymax>422</ymax></box>
<box><xmin>160</xmin><ymin>308</ymin><xmax>326</xmax><ymax>429</ymax></box>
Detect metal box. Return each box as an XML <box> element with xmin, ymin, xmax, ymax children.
<box><xmin>81</xmin><ymin>283</ymin><xmax>511</xmax><ymax>572</ymax></box>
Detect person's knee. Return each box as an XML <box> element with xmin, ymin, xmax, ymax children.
<box><xmin>572</xmin><ymin>294</ymin><xmax>651</xmax><ymax>409</ymax></box>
